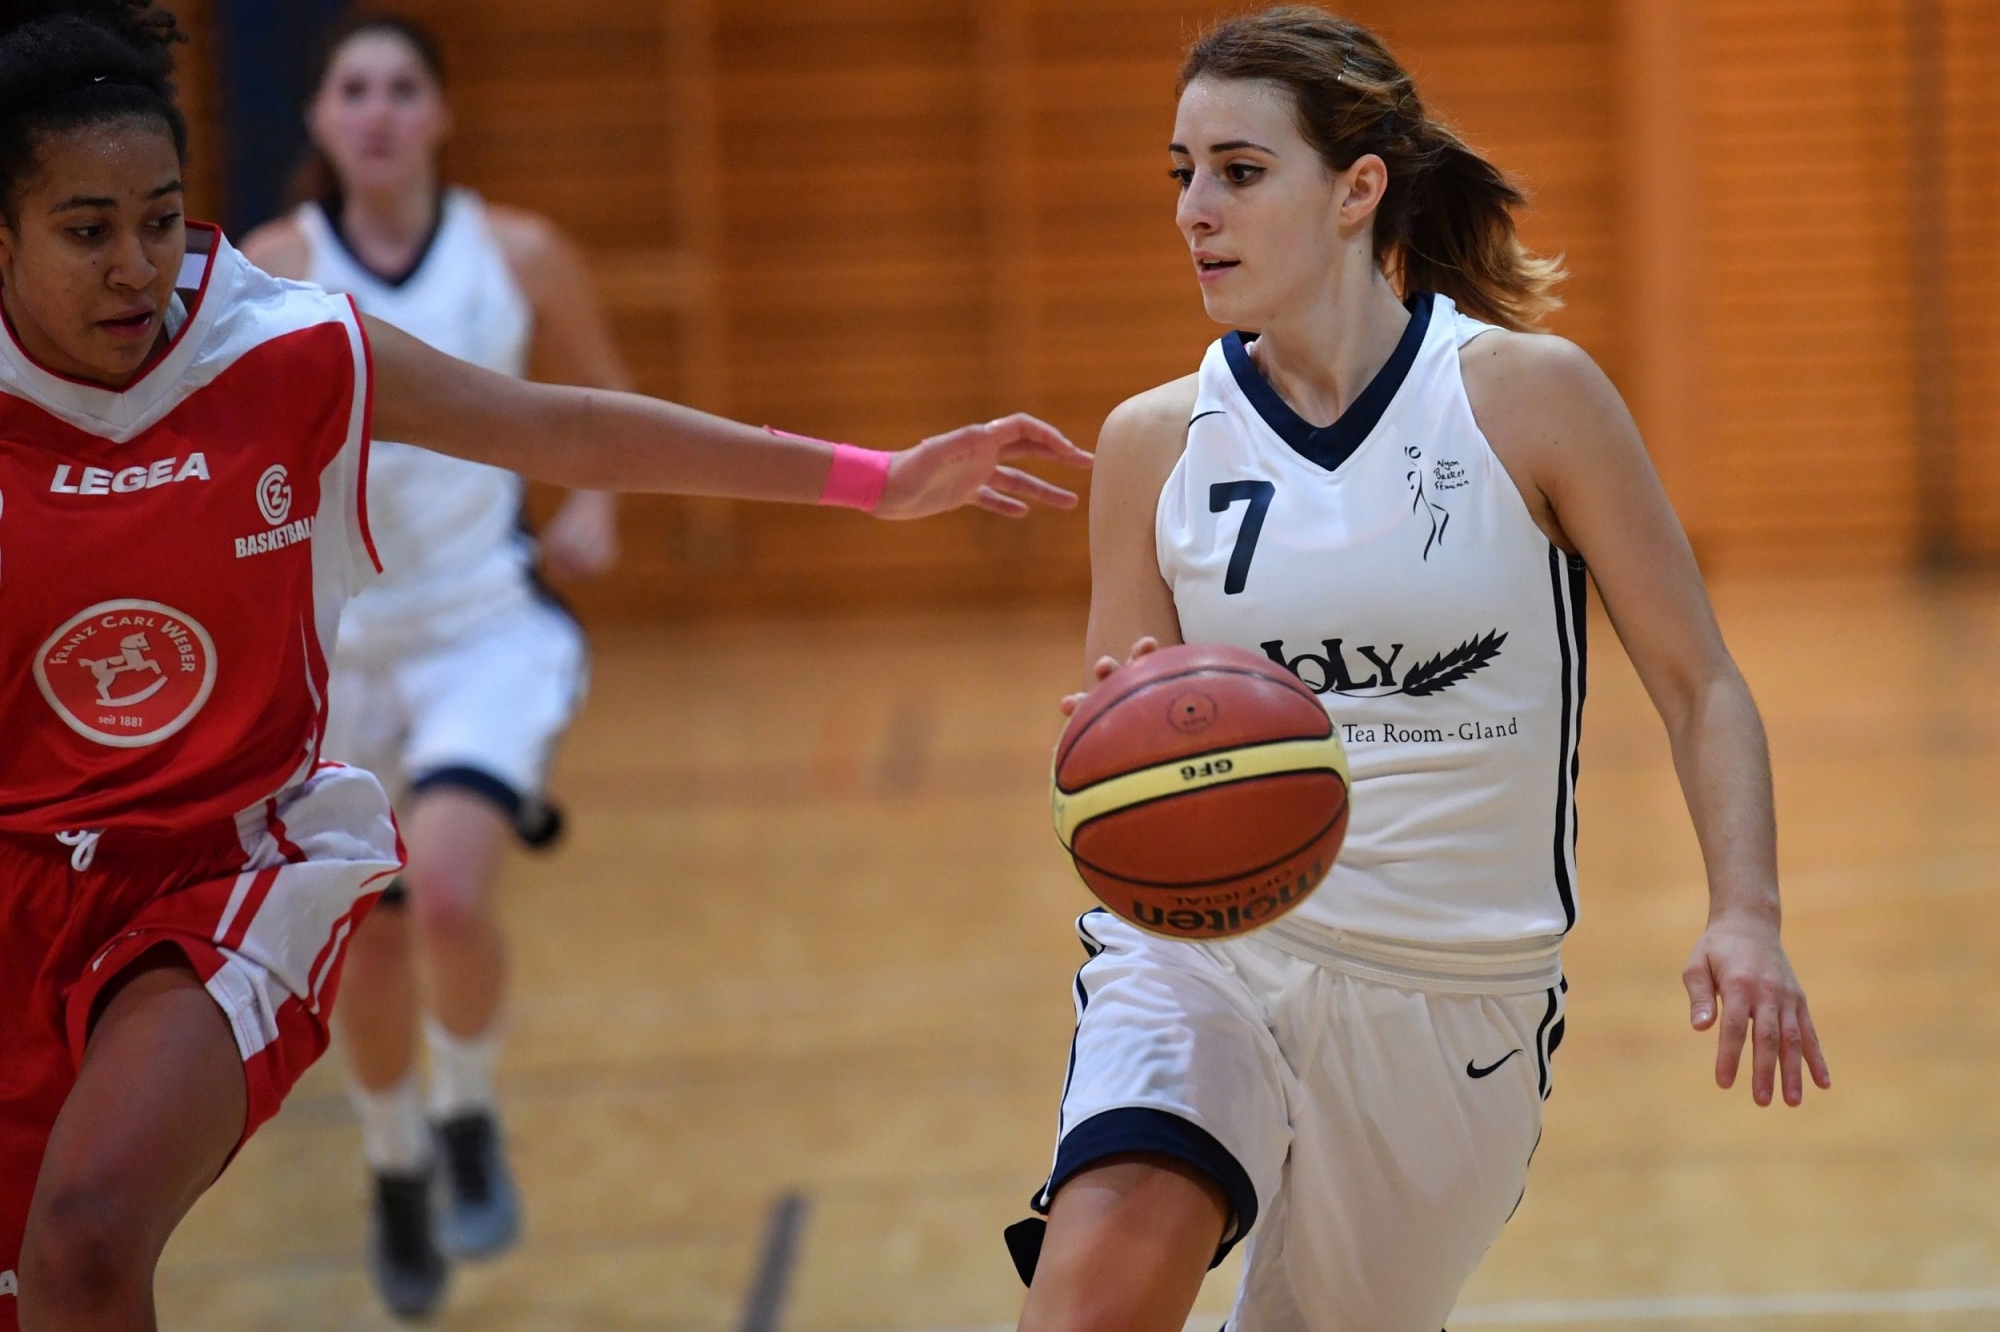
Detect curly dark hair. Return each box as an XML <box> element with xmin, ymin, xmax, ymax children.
<box><xmin>0</xmin><ymin>0</ymin><xmax>187</xmax><ymax>222</ymax></box>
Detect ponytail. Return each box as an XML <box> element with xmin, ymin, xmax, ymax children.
<box><xmin>1179</xmin><ymin>6</ymin><xmax>1563</xmax><ymax>332</ymax></box>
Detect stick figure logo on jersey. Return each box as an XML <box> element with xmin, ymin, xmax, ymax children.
<box><xmin>256</xmin><ymin>464</ymin><xmax>292</xmax><ymax>526</ymax></box>
<box><xmin>34</xmin><ymin>599</ymin><xmax>218</xmax><ymax>748</ymax></box>
<box><xmin>1404</xmin><ymin>443</ymin><xmax>1451</xmax><ymax>558</ymax></box>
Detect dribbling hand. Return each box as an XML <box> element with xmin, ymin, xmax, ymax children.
<box><xmin>876</xmin><ymin>414</ymin><xmax>1093</xmax><ymax>520</ymax></box>
<box><xmin>1683</xmin><ymin>912</ymin><xmax>1831</xmax><ymax>1107</ymax></box>
<box><xmin>1060</xmin><ymin>636</ymin><xmax>1161</xmax><ymax>716</ymax></box>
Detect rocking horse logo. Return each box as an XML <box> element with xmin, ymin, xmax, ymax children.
<box><xmin>34</xmin><ymin>599</ymin><xmax>217</xmax><ymax>748</ymax></box>
<box><xmin>81</xmin><ymin>632</ymin><xmax>168</xmax><ymax>707</ymax></box>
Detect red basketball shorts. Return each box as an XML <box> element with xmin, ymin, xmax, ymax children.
<box><xmin>0</xmin><ymin>763</ymin><xmax>401</xmax><ymax>1324</ymax></box>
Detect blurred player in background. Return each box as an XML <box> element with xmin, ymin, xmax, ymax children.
<box><xmin>1011</xmin><ymin>10</ymin><xmax>1831</xmax><ymax>1332</ymax></box>
<box><xmin>241</xmin><ymin>12</ymin><xmax>625</xmax><ymax>1316</ymax></box>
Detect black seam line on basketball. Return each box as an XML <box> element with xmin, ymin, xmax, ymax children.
<box><xmin>1058</xmin><ymin>664</ymin><xmax>1330</xmax><ymax>766</ymax></box>
<box><xmin>1064</xmin><ymin>764</ymin><xmax>1347</xmax><ymax>861</ymax></box>
<box><xmin>1055</xmin><ymin>724</ymin><xmax>1337</xmax><ymax>797</ymax></box>
<box><xmin>1069</xmin><ymin>786</ymin><xmax>1348</xmax><ymax>890</ymax></box>
<box><xmin>1058</xmin><ymin>664</ymin><xmax>1330</xmax><ymax>764</ymax></box>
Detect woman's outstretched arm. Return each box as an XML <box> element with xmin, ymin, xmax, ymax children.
<box><xmin>365</xmin><ymin>316</ymin><xmax>1091</xmax><ymax>519</ymax></box>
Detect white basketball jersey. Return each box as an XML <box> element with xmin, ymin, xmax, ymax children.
<box><xmin>297</xmin><ymin>188</ymin><xmax>536</xmax><ymax>652</ymax></box>
<box><xmin>1158</xmin><ymin>293</ymin><xmax>1585</xmax><ymax>969</ymax></box>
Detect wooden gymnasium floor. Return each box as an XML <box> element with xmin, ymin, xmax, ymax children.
<box><xmin>159</xmin><ymin>574</ymin><xmax>2000</xmax><ymax>1331</ymax></box>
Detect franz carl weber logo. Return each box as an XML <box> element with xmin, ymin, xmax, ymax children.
<box><xmin>1261</xmin><ymin>630</ymin><xmax>1506</xmax><ymax>699</ymax></box>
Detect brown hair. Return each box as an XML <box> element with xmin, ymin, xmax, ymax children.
<box><xmin>291</xmin><ymin>12</ymin><xmax>447</xmax><ymax>207</ymax></box>
<box><xmin>1180</xmin><ymin>6</ymin><xmax>1563</xmax><ymax>331</ymax></box>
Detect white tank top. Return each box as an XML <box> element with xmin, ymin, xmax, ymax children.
<box><xmin>1158</xmin><ymin>293</ymin><xmax>1584</xmax><ymax>984</ymax></box>
<box><xmin>297</xmin><ymin>187</ymin><xmax>536</xmax><ymax>653</ymax></box>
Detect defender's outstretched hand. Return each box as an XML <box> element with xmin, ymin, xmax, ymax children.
<box><xmin>1683</xmin><ymin>913</ymin><xmax>1831</xmax><ymax>1107</ymax></box>
<box><xmin>877</xmin><ymin>414</ymin><xmax>1093</xmax><ymax>520</ymax></box>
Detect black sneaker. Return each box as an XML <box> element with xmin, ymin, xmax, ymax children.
<box><xmin>368</xmin><ymin>1167</ymin><xmax>449</xmax><ymax>1319</ymax></box>
<box><xmin>434</xmin><ymin>1110</ymin><xmax>522</xmax><ymax>1259</ymax></box>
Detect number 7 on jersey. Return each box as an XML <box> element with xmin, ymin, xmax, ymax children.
<box><xmin>1210</xmin><ymin>480</ymin><xmax>1275</xmax><ymax>595</ymax></box>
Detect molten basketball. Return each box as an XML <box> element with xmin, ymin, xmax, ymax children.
<box><xmin>1052</xmin><ymin>643</ymin><xmax>1349</xmax><ymax>940</ymax></box>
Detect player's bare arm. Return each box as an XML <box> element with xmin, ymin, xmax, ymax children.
<box><xmin>364</xmin><ymin>315</ymin><xmax>1091</xmax><ymax>519</ymax></box>
<box><xmin>246</xmin><ymin>208</ymin><xmax>632</xmax><ymax>576</ymax></box>
<box><xmin>1064</xmin><ymin>378</ymin><xmax>1198</xmax><ymax>712</ymax></box>
<box><xmin>1464</xmin><ymin>330</ymin><xmax>1831</xmax><ymax>1108</ymax></box>
<box><xmin>237</xmin><ymin>214</ymin><xmax>312</xmax><ymax>279</ymax></box>
<box><xmin>487</xmin><ymin>204</ymin><xmax>628</xmax><ymax>577</ymax></box>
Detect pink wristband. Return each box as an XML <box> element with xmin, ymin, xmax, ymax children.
<box><xmin>767</xmin><ymin>428</ymin><xmax>892</xmax><ymax>513</ymax></box>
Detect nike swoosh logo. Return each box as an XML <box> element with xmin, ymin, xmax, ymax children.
<box><xmin>1466</xmin><ymin>1049</ymin><xmax>1523</xmax><ymax>1079</ymax></box>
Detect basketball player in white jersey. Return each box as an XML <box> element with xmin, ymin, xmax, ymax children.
<box><xmin>241</xmin><ymin>14</ymin><xmax>626</xmax><ymax>1315</ymax></box>
<box><xmin>1011</xmin><ymin>11</ymin><xmax>1832</xmax><ymax>1332</ymax></box>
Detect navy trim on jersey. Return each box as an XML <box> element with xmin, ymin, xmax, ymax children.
<box><xmin>1222</xmin><ymin>291</ymin><xmax>1434</xmax><ymax>473</ymax></box>
<box><xmin>1041</xmin><ymin>1108</ymin><xmax>1257</xmax><ymax>1270</ymax></box>
<box><xmin>407</xmin><ymin>764</ymin><xmax>565</xmax><ymax>850</ymax></box>
<box><xmin>1533</xmin><ymin>980</ymin><xmax>1566</xmax><ymax>1099</ymax></box>
<box><xmin>410</xmin><ymin>764</ymin><xmax>525</xmax><ymax>821</ymax></box>
<box><xmin>1036</xmin><ymin>910</ymin><xmax>1110</xmax><ymax>1212</ymax></box>
<box><xmin>1015</xmin><ymin>910</ymin><xmax>1257</xmax><ymax>1282</ymax></box>
<box><xmin>320</xmin><ymin>188</ymin><xmax>451</xmax><ymax>290</ymax></box>
<box><xmin>1009</xmin><ymin>911</ymin><xmax>1116</xmax><ymax>1286</ymax></box>
<box><xmin>1547</xmin><ymin>548</ymin><xmax>1586</xmax><ymax>929</ymax></box>
<box><xmin>511</xmin><ymin>497</ymin><xmax>591</xmax><ymax>635</ymax></box>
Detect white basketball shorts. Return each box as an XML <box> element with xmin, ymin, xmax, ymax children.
<box><xmin>1027</xmin><ymin>909</ymin><xmax>1564</xmax><ymax>1332</ymax></box>
<box><xmin>323</xmin><ymin>594</ymin><xmax>587</xmax><ymax>827</ymax></box>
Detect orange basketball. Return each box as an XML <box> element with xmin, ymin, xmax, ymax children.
<box><xmin>1052</xmin><ymin>643</ymin><xmax>1349</xmax><ymax>940</ymax></box>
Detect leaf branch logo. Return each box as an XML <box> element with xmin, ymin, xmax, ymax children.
<box><xmin>1262</xmin><ymin>630</ymin><xmax>1506</xmax><ymax>699</ymax></box>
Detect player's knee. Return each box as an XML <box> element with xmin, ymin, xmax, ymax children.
<box><xmin>346</xmin><ymin>898</ymin><xmax>412</xmax><ymax>967</ymax></box>
<box><xmin>407</xmin><ymin>864</ymin><xmax>489</xmax><ymax>943</ymax></box>
<box><xmin>1022</xmin><ymin>1264</ymin><xmax>1175</xmax><ymax>1332</ymax></box>
<box><xmin>20</xmin><ymin>1184</ymin><xmax>152</xmax><ymax>1316</ymax></box>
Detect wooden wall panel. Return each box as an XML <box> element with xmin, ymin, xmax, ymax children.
<box><xmin>179</xmin><ymin>1</ymin><xmax>1615</xmax><ymax>616</ymax></box>
<box><xmin>1942</xmin><ymin>0</ymin><xmax>2000</xmax><ymax>558</ymax></box>
<box><xmin>163</xmin><ymin>0</ymin><xmax>221</xmax><ymax>223</ymax></box>
<box><xmin>1698</xmin><ymin>0</ymin><xmax>1919</xmax><ymax>571</ymax></box>
<box><xmin>185</xmin><ymin>1</ymin><xmax>2000</xmax><ymax>602</ymax></box>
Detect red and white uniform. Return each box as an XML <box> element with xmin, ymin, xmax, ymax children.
<box><xmin>0</xmin><ymin>226</ymin><xmax>403</xmax><ymax>1320</ymax></box>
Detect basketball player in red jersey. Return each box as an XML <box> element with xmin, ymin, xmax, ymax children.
<box><xmin>0</xmin><ymin>4</ymin><xmax>1086</xmax><ymax>1329</ymax></box>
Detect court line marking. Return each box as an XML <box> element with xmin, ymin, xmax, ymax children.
<box><xmin>1448</xmin><ymin>1288</ymin><xmax>2000</xmax><ymax>1324</ymax></box>
<box><xmin>880</xmin><ymin>1288</ymin><xmax>2000</xmax><ymax>1332</ymax></box>
<box><xmin>736</xmin><ymin>1191</ymin><xmax>811</xmax><ymax>1332</ymax></box>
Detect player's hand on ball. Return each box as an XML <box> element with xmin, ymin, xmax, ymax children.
<box><xmin>1060</xmin><ymin>636</ymin><xmax>1161</xmax><ymax>716</ymax></box>
<box><xmin>1683</xmin><ymin>911</ymin><xmax>1830</xmax><ymax>1107</ymax></box>
<box><xmin>876</xmin><ymin>414</ymin><xmax>1092</xmax><ymax>520</ymax></box>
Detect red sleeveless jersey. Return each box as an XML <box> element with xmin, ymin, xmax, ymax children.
<box><xmin>0</xmin><ymin>225</ymin><xmax>378</xmax><ymax>836</ymax></box>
